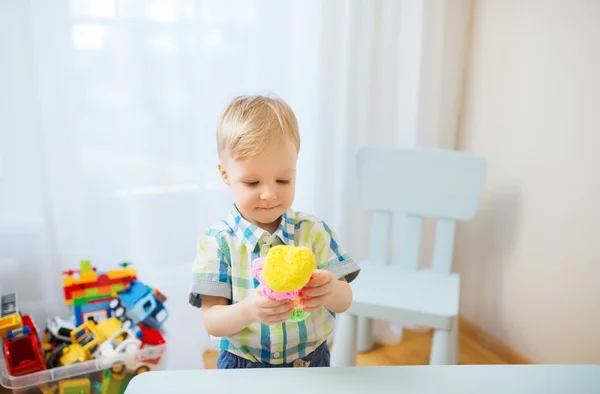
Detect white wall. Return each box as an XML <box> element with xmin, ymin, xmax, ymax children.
<box><xmin>454</xmin><ymin>0</ymin><xmax>600</xmax><ymax>364</ymax></box>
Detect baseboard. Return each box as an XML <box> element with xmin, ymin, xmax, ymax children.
<box><xmin>459</xmin><ymin>316</ymin><xmax>534</xmax><ymax>364</ymax></box>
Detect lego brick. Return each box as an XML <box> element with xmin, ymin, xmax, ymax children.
<box><xmin>73</xmin><ymin>294</ymin><xmax>114</xmax><ymax>306</ymax></box>
<box><xmin>72</xmin><ymin>295</ymin><xmax>114</xmax><ymax>325</ymax></box>
<box><xmin>0</xmin><ymin>313</ymin><xmax>22</xmax><ymax>339</ymax></box>
<box><xmin>101</xmin><ymin>369</ymin><xmax>134</xmax><ymax>394</ymax></box>
<box><xmin>63</xmin><ymin>270</ymin><xmax>136</xmax><ymax>305</ymax></box>
<box><xmin>62</xmin><ymin>275</ymin><xmax>76</xmax><ymax>287</ymax></box>
<box><xmin>107</xmin><ymin>268</ymin><xmax>137</xmax><ymax>280</ymax></box>
<box><xmin>96</xmin><ymin>274</ymin><xmax>112</xmax><ymax>287</ymax></box>
<box><xmin>59</xmin><ymin>377</ymin><xmax>91</xmax><ymax>394</ymax></box>
<box><xmin>98</xmin><ymin>286</ymin><xmax>112</xmax><ymax>295</ymax></box>
<box><xmin>79</xmin><ymin>260</ymin><xmax>93</xmax><ymax>273</ymax></box>
<box><xmin>79</xmin><ymin>271</ymin><xmax>98</xmax><ymax>284</ymax></box>
<box><xmin>85</xmin><ymin>287</ymin><xmax>99</xmax><ymax>297</ymax></box>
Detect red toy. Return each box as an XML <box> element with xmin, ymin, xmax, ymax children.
<box><xmin>138</xmin><ymin>324</ymin><xmax>165</xmax><ymax>347</ymax></box>
<box><xmin>137</xmin><ymin>324</ymin><xmax>166</xmax><ymax>365</ymax></box>
<box><xmin>3</xmin><ymin>315</ymin><xmax>46</xmax><ymax>376</ymax></box>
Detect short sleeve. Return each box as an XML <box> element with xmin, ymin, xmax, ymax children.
<box><xmin>310</xmin><ymin>220</ymin><xmax>360</xmax><ymax>283</ymax></box>
<box><xmin>188</xmin><ymin>231</ymin><xmax>232</xmax><ymax>308</ymax></box>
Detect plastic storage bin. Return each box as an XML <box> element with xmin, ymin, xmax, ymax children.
<box><xmin>1</xmin><ymin>270</ymin><xmax>168</xmax><ymax>394</ymax></box>
<box><xmin>1</xmin><ymin>343</ymin><xmax>165</xmax><ymax>393</ymax></box>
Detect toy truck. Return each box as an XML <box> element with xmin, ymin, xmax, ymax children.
<box><xmin>108</xmin><ymin>281</ymin><xmax>168</xmax><ymax>330</ymax></box>
<box><xmin>45</xmin><ymin>317</ymin><xmax>123</xmax><ymax>368</ymax></box>
<box><xmin>3</xmin><ymin>314</ymin><xmax>46</xmax><ymax>376</ymax></box>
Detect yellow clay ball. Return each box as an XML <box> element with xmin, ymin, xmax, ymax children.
<box><xmin>262</xmin><ymin>245</ymin><xmax>316</xmax><ymax>293</ymax></box>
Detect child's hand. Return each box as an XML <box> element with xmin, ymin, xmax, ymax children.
<box><xmin>300</xmin><ymin>270</ymin><xmax>336</xmax><ymax>312</ymax></box>
<box><xmin>246</xmin><ymin>288</ymin><xmax>294</xmax><ymax>325</ymax></box>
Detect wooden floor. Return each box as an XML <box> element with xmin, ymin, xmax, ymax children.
<box><xmin>203</xmin><ymin>317</ymin><xmax>532</xmax><ymax>368</ymax></box>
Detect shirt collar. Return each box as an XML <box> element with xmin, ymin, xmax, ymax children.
<box><xmin>226</xmin><ymin>204</ymin><xmax>295</xmax><ymax>250</ymax></box>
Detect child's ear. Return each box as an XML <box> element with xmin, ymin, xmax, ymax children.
<box><xmin>217</xmin><ymin>162</ymin><xmax>230</xmax><ymax>186</ymax></box>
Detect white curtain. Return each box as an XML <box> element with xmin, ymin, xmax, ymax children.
<box><xmin>0</xmin><ymin>0</ymin><xmax>466</xmax><ymax>369</ymax></box>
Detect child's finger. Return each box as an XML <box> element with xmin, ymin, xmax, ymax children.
<box><xmin>265</xmin><ymin>300</ymin><xmax>293</xmax><ymax>310</ymax></box>
<box><xmin>268</xmin><ymin>310</ymin><xmax>293</xmax><ymax>324</ymax></box>
<box><xmin>266</xmin><ymin>302</ymin><xmax>294</xmax><ymax>315</ymax></box>
<box><xmin>304</xmin><ymin>273</ymin><xmax>328</xmax><ymax>287</ymax></box>
<box><xmin>257</xmin><ymin>294</ymin><xmax>291</xmax><ymax>307</ymax></box>
<box><xmin>301</xmin><ymin>285</ymin><xmax>328</xmax><ymax>298</ymax></box>
<box><xmin>301</xmin><ymin>295</ymin><xmax>327</xmax><ymax>309</ymax></box>
<box><xmin>302</xmin><ymin>304</ymin><xmax>324</xmax><ymax>313</ymax></box>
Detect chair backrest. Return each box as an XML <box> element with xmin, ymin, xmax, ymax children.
<box><xmin>356</xmin><ymin>147</ymin><xmax>486</xmax><ymax>273</ymax></box>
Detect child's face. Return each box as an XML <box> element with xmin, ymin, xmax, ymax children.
<box><xmin>219</xmin><ymin>137</ymin><xmax>297</xmax><ymax>232</ymax></box>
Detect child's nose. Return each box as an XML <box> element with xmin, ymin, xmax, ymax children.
<box><xmin>260</xmin><ymin>187</ymin><xmax>277</xmax><ymax>200</ymax></box>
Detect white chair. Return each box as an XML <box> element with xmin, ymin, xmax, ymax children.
<box><xmin>331</xmin><ymin>147</ymin><xmax>486</xmax><ymax>366</ymax></box>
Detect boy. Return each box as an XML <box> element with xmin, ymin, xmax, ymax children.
<box><xmin>188</xmin><ymin>95</ymin><xmax>360</xmax><ymax>368</ymax></box>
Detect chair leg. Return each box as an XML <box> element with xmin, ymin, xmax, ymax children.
<box><xmin>357</xmin><ymin>317</ymin><xmax>374</xmax><ymax>353</ymax></box>
<box><xmin>429</xmin><ymin>328</ymin><xmax>452</xmax><ymax>365</ymax></box>
<box><xmin>330</xmin><ymin>312</ymin><xmax>358</xmax><ymax>367</ymax></box>
<box><xmin>451</xmin><ymin>317</ymin><xmax>459</xmax><ymax>364</ymax></box>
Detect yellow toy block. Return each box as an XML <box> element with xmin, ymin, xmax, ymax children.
<box><xmin>59</xmin><ymin>378</ymin><xmax>91</xmax><ymax>394</ymax></box>
<box><xmin>79</xmin><ymin>271</ymin><xmax>98</xmax><ymax>284</ymax></box>
<box><xmin>0</xmin><ymin>313</ymin><xmax>22</xmax><ymax>339</ymax></box>
<box><xmin>62</xmin><ymin>275</ymin><xmax>75</xmax><ymax>287</ymax></box>
<box><xmin>95</xmin><ymin>317</ymin><xmax>122</xmax><ymax>339</ymax></box>
<box><xmin>107</xmin><ymin>268</ymin><xmax>137</xmax><ymax>280</ymax></box>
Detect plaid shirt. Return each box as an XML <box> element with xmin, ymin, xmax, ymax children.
<box><xmin>189</xmin><ymin>204</ymin><xmax>360</xmax><ymax>364</ymax></box>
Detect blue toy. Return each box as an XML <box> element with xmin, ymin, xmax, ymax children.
<box><xmin>108</xmin><ymin>281</ymin><xmax>168</xmax><ymax>330</ymax></box>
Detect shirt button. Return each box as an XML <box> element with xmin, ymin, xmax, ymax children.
<box><xmin>274</xmin><ymin>352</ymin><xmax>281</xmax><ymax>358</ymax></box>
<box><xmin>261</xmin><ymin>244</ymin><xmax>269</xmax><ymax>252</ymax></box>
<box><xmin>262</xmin><ymin>235</ymin><xmax>269</xmax><ymax>242</ymax></box>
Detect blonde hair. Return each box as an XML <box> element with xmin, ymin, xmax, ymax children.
<box><xmin>216</xmin><ymin>95</ymin><xmax>300</xmax><ymax>160</ymax></box>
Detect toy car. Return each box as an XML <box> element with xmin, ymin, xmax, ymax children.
<box><xmin>46</xmin><ymin>315</ymin><xmax>74</xmax><ymax>344</ymax></box>
<box><xmin>3</xmin><ymin>315</ymin><xmax>46</xmax><ymax>376</ymax></box>
<box><xmin>98</xmin><ymin>328</ymin><xmax>156</xmax><ymax>377</ymax></box>
<box><xmin>108</xmin><ymin>281</ymin><xmax>168</xmax><ymax>329</ymax></box>
<box><xmin>96</xmin><ymin>327</ymin><xmax>142</xmax><ymax>360</ymax></box>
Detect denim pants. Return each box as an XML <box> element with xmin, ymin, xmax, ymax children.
<box><xmin>217</xmin><ymin>341</ymin><xmax>330</xmax><ymax>369</ymax></box>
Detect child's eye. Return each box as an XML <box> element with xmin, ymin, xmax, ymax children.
<box><xmin>244</xmin><ymin>181</ymin><xmax>259</xmax><ymax>187</ymax></box>
<box><xmin>277</xmin><ymin>179</ymin><xmax>291</xmax><ymax>184</ymax></box>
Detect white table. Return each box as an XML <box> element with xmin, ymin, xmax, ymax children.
<box><xmin>124</xmin><ymin>364</ymin><xmax>600</xmax><ymax>394</ymax></box>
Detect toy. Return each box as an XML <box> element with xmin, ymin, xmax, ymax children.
<box><xmin>46</xmin><ymin>316</ymin><xmax>75</xmax><ymax>344</ymax></box>
<box><xmin>39</xmin><ymin>378</ymin><xmax>92</xmax><ymax>394</ymax></box>
<box><xmin>138</xmin><ymin>324</ymin><xmax>165</xmax><ymax>347</ymax></box>
<box><xmin>46</xmin><ymin>317</ymin><xmax>124</xmax><ymax>367</ymax></box>
<box><xmin>0</xmin><ymin>292</ymin><xmax>22</xmax><ymax>339</ymax></box>
<box><xmin>100</xmin><ymin>367</ymin><xmax>136</xmax><ymax>394</ymax></box>
<box><xmin>3</xmin><ymin>314</ymin><xmax>47</xmax><ymax>376</ymax></box>
<box><xmin>97</xmin><ymin>328</ymin><xmax>142</xmax><ymax>361</ymax></box>
<box><xmin>0</xmin><ymin>261</ymin><xmax>169</xmax><ymax>391</ymax></box>
<box><xmin>251</xmin><ymin>245</ymin><xmax>317</xmax><ymax>323</ymax></box>
<box><xmin>99</xmin><ymin>327</ymin><xmax>157</xmax><ymax>394</ymax></box>
<box><xmin>136</xmin><ymin>324</ymin><xmax>166</xmax><ymax>366</ymax></box>
<box><xmin>43</xmin><ymin>316</ymin><xmax>75</xmax><ymax>357</ymax></box>
<box><xmin>108</xmin><ymin>281</ymin><xmax>168</xmax><ymax>330</ymax></box>
<box><xmin>72</xmin><ymin>294</ymin><xmax>116</xmax><ymax>326</ymax></box>
<box><xmin>62</xmin><ymin>260</ymin><xmax>137</xmax><ymax>306</ymax></box>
